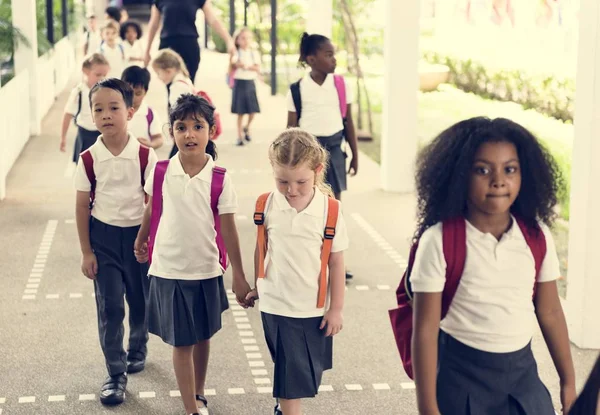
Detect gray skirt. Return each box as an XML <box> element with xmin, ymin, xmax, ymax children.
<box><xmin>147</xmin><ymin>275</ymin><xmax>229</xmax><ymax>347</ymax></box>
<box><xmin>437</xmin><ymin>331</ymin><xmax>555</xmax><ymax>415</ymax></box>
<box><xmin>261</xmin><ymin>312</ymin><xmax>333</xmax><ymax>399</ymax></box>
<box><xmin>231</xmin><ymin>79</ymin><xmax>261</xmax><ymax>115</ymax></box>
<box><xmin>317</xmin><ymin>131</ymin><xmax>347</xmax><ymax>195</ymax></box>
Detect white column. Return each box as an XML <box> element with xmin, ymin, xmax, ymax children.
<box><xmin>564</xmin><ymin>0</ymin><xmax>600</xmax><ymax>349</ymax></box>
<box><xmin>306</xmin><ymin>0</ymin><xmax>333</xmax><ymax>38</ymax></box>
<box><xmin>12</xmin><ymin>0</ymin><xmax>41</xmax><ymax>136</ymax></box>
<box><xmin>380</xmin><ymin>0</ymin><xmax>420</xmax><ymax>192</ymax></box>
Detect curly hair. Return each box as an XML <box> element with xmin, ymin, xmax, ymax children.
<box><xmin>169</xmin><ymin>94</ymin><xmax>217</xmax><ymax>160</ymax></box>
<box><xmin>120</xmin><ymin>20</ymin><xmax>142</xmax><ymax>41</ymax></box>
<box><xmin>414</xmin><ymin>116</ymin><xmax>563</xmax><ymax>240</ymax></box>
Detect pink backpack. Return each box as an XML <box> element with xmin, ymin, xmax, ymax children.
<box><xmin>147</xmin><ymin>160</ymin><xmax>228</xmax><ymax>270</ymax></box>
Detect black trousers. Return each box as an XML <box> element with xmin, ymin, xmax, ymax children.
<box><xmin>159</xmin><ymin>36</ymin><xmax>201</xmax><ymax>83</ymax></box>
<box><xmin>90</xmin><ymin>217</ymin><xmax>150</xmax><ymax>376</ymax></box>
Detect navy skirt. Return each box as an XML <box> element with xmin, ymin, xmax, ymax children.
<box><xmin>73</xmin><ymin>126</ymin><xmax>100</xmax><ymax>163</ymax></box>
<box><xmin>147</xmin><ymin>275</ymin><xmax>229</xmax><ymax>347</ymax></box>
<box><xmin>316</xmin><ymin>131</ymin><xmax>347</xmax><ymax>195</ymax></box>
<box><xmin>261</xmin><ymin>312</ymin><xmax>333</xmax><ymax>399</ymax></box>
<box><xmin>437</xmin><ymin>331</ymin><xmax>555</xmax><ymax>415</ymax></box>
<box><xmin>231</xmin><ymin>79</ymin><xmax>261</xmax><ymax>115</ymax></box>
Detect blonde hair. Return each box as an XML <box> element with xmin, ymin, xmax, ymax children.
<box><xmin>152</xmin><ymin>49</ymin><xmax>190</xmax><ymax>78</ymax></box>
<box><xmin>102</xmin><ymin>20</ymin><xmax>119</xmax><ymax>33</ymax></box>
<box><xmin>269</xmin><ymin>128</ymin><xmax>333</xmax><ymax>197</ymax></box>
<box><xmin>82</xmin><ymin>53</ymin><xmax>109</xmax><ymax>70</ymax></box>
<box><xmin>233</xmin><ymin>26</ymin><xmax>253</xmax><ymax>48</ymax></box>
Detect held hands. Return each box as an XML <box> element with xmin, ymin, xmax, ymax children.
<box><xmin>320</xmin><ymin>308</ymin><xmax>343</xmax><ymax>337</ymax></box>
<box><xmin>348</xmin><ymin>156</ymin><xmax>358</xmax><ymax>176</ymax></box>
<box><xmin>81</xmin><ymin>252</ymin><xmax>98</xmax><ymax>280</ymax></box>
<box><xmin>560</xmin><ymin>382</ymin><xmax>576</xmax><ymax>414</ymax></box>
<box><xmin>244</xmin><ymin>288</ymin><xmax>259</xmax><ymax>308</ymax></box>
<box><xmin>133</xmin><ymin>238</ymin><xmax>149</xmax><ymax>263</ymax></box>
<box><xmin>232</xmin><ymin>270</ymin><xmax>252</xmax><ymax>308</ymax></box>
<box><xmin>143</xmin><ymin>52</ymin><xmax>151</xmax><ymax>68</ymax></box>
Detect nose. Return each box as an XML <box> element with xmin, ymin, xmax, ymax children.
<box><xmin>491</xmin><ymin>170</ymin><xmax>506</xmax><ymax>188</ymax></box>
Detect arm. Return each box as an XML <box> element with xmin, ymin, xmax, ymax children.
<box><xmin>412</xmin><ymin>292</ymin><xmax>443</xmax><ymax>415</ymax></box>
<box><xmin>535</xmin><ymin>280</ymin><xmax>576</xmax><ymax>413</ymax></box>
<box><xmin>287</xmin><ymin>111</ymin><xmax>298</xmax><ymax>128</ymax></box>
<box><xmin>134</xmin><ymin>198</ymin><xmax>152</xmax><ymax>263</ymax></box>
<box><xmin>143</xmin><ymin>5</ymin><xmax>162</xmax><ymax>67</ymax></box>
<box><xmin>149</xmin><ymin>134</ymin><xmax>164</xmax><ymax>149</ymax></box>
<box><xmin>60</xmin><ymin>113</ymin><xmax>74</xmax><ymax>152</ymax></box>
<box><xmin>320</xmin><ymin>251</ymin><xmax>345</xmax><ymax>336</ymax></box>
<box><xmin>344</xmin><ymin>104</ymin><xmax>359</xmax><ymax>175</ymax></box>
<box><xmin>202</xmin><ymin>0</ymin><xmax>235</xmax><ymax>54</ymax></box>
<box><xmin>220</xmin><ymin>214</ymin><xmax>251</xmax><ymax>305</ymax></box>
<box><xmin>75</xmin><ymin>191</ymin><xmax>97</xmax><ymax>279</ymax></box>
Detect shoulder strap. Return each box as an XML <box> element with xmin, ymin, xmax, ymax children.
<box><xmin>317</xmin><ymin>197</ymin><xmax>340</xmax><ymax>308</ymax></box>
<box><xmin>119</xmin><ymin>43</ymin><xmax>125</xmax><ymax>59</ymax></box>
<box><xmin>333</xmin><ymin>74</ymin><xmax>347</xmax><ymax>119</ymax></box>
<box><xmin>254</xmin><ymin>192</ymin><xmax>272</xmax><ymax>279</ymax></box>
<box><xmin>146</xmin><ymin>107</ymin><xmax>154</xmax><ymax>139</ymax></box>
<box><xmin>147</xmin><ymin>160</ymin><xmax>170</xmax><ymax>263</ymax></box>
<box><xmin>515</xmin><ymin>217</ymin><xmax>547</xmax><ymax>298</ymax></box>
<box><xmin>440</xmin><ymin>217</ymin><xmax>467</xmax><ymax>318</ymax></box>
<box><xmin>290</xmin><ymin>80</ymin><xmax>302</xmax><ymax>121</ymax></box>
<box><xmin>74</xmin><ymin>89</ymin><xmax>83</xmax><ymax>124</ymax></box>
<box><xmin>138</xmin><ymin>145</ymin><xmax>150</xmax><ymax>188</ymax></box>
<box><xmin>211</xmin><ymin>167</ymin><xmax>228</xmax><ymax>269</ymax></box>
<box><xmin>99</xmin><ymin>40</ymin><xmax>104</xmax><ymax>52</ymax></box>
<box><xmin>80</xmin><ymin>150</ymin><xmax>96</xmax><ymax>209</ymax></box>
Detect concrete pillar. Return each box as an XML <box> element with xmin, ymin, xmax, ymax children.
<box><xmin>12</xmin><ymin>0</ymin><xmax>41</xmax><ymax>136</ymax></box>
<box><xmin>306</xmin><ymin>0</ymin><xmax>332</xmax><ymax>38</ymax></box>
<box><xmin>564</xmin><ymin>0</ymin><xmax>600</xmax><ymax>349</ymax></box>
<box><xmin>380</xmin><ymin>0</ymin><xmax>420</xmax><ymax>192</ymax></box>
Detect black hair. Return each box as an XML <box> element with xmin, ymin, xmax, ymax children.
<box><xmin>298</xmin><ymin>32</ymin><xmax>330</xmax><ymax>67</ymax></box>
<box><xmin>105</xmin><ymin>6</ymin><xmax>122</xmax><ymax>22</ymax></box>
<box><xmin>121</xmin><ymin>66</ymin><xmax>151</xmax><ymax>91</ymax></box>
<box><xmin>414</xmin><ymin>116</ymin><xmax>562</xmax><ymax>240</ymax></box>
<box><xmin>169</xmin><ymin>94</ymin><xmax>218</xmax><ymax>160</ymax></box>
<box><xmin>89</xmin><ymin>78</ymin><xmax>134</xmax><ymax>108</ymax></box>
<box><xmin>120</xmin><ymin>20</ymin><xmax>142</xmax><ymax>41</ymax></box>
<box><xmin>569</xmin><ymin>354</ymin><xmax>600</xmax><ymax>414</ymax></box>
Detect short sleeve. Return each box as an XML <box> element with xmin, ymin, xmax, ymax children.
<box><xmin>331</xmin><ymin>202</ymin><xmax>349</xmax><ymax>252</ymax></box>
<box><xmin>537</xmin><ymin>223</ymin><xmax>561</xmax><ymax>283</ymax></box>
<box><xmin>343</xmin><ymin>77</ymin><xmax>354</xmax><ymax>105</ymax></box>
<box><xmin>149</xmin><ymin>109</ymin><xmax>163</xmax><ymax>136</ymax></box>
<box><xmin>217</xmin><ymin>173</ymin><xmax>238</xmax><ymax>215</ymax></box>
<box><xmin>144</xmin><ymin>148</ymin><xmax>158</xmax><ymax>181</ymax></box>
<box><xmin>64</xmin><ymin>86</ymin><xmax>81</xmax><ymax>116</ymax></box>
<box><xmin>73</xmin><ymin>157</ymin><xmax>92</xmax><ymax>191</ymax></box>
<box><xmin>409</xmin><ymin>223</ymin><xmax>447</xmax><ymax>293</ymax></box>
<box><xmin>144</xmin><ymin>165</ymin><xmax>156</xmax><ymax>196</ymax></box>
<box><xmin>286</xmin><ymin>89</ymin><xmax>296</xmax><ymax>112</ymax></box>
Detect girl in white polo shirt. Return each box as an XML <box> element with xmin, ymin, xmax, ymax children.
<box><xmin>245</xmin><ymin>128</ymin><xmax>349</xmax><ymax>415</ymax></box>
<box><xmin>409</xmin><ymin>117</ymin><xmax>576</xmax><ymax>415</ymax></box>
<box><xmin>134</xmin><ymin>94</ymin><xmax>252</xmax><ymax>415</ymax></box>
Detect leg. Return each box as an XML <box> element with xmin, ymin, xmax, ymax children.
<box><xmin>236</xmin><ymin>115</ymin><xmax>244</xmax><ymax>146</ymax></box>
<box><xmin>244</xmin><ymin>113</ymin><xmax>256</xmax><ymax>141</ymax></box>
<box><xmin>173</xmin><ymin>345</ymin><xmax>198</xmax><ymax>414</ymax></box>
<box><xmin>279</xmin><ymin>398</ymin><xmax>302</xmax><ymax>415</ymax></box>
<box><xmin>193</xmin><ymin>340</ymin><xmax>210</xmax><ymax>406</ymax></box>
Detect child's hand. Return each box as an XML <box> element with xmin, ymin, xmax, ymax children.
<box><xmin>60</xmin><ymin>137</ymin><xmax>67</xmax><ymax>152</ymax></box>
<box><xmin>244</xmin><ymin>288</ymin><xmax>258</xmax><ymax>308</ymax></box>
<box><xmin>560</xmin><ymin>382</ymin><xmax>576</xmax><ymax>414</ymax></box>
<box><xmin>81</xmin><ymin>252</ymin><xmax>98</xmax><ymax>280</ymax></box>
<box><xmin>348</xmin><ymin>156</ymin><xmax>358</xmax><ymax>176</ymax></box>
<box><xmin>133</xmin><ymin>238</ymin><xmax>149</xmax><ymax>263</ymax></box>
<box><xmin>143</xmin><ymin>52</ymin><xmax>151</xmax><ymax>67</ymax></box>
<box><xmin>137</xmin><ymin>137</ymin><xmax>152</xmax><ymax>147</ymax></box>
<box><xmin>320</xmin><ymin>309</ymin><xmax>343</xmax><ymax>336</ymax></box>
<box><xmin>232</xmin><ymin>273</ymin><xmax>252</xmax><ymax>308</ymax></box>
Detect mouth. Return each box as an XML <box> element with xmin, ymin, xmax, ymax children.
<box><xmin>102</xmin><ymin>123</ymin><xmax>114</xmax><ymax>128</ymax></box>
<box><xmin>184</xmin><ymin>142</ymin><xmax>198</xmax><ymax>148</ymax></box>
<box><xmin>486</xmin><ymin>194</ymin><xmax>510</xmax><ymax>198</ymax></box>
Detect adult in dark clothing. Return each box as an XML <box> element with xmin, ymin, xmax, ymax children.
<box><xmin>143</xmin><ymin>0</ymin><xmax>235</xmax><ymax>84</ymax></box>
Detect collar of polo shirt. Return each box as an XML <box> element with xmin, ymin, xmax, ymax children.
<box><xmin>168</xmin><ymin>153</ymin><xmax>214</xmax><ymax>182</ymax></box>
<box><xmin>94</xmin><ymin>132</ymin><xmax>139</xmax><ymax>162</ymax></box>
<box><xmin>465</xmin><ymin>214</ymin><xmax>520</xmax><ymax>241</ymax></box>
<box><xmin>272</xmin><ymin>187</ymin><xmax>324</xmax><ymax>217</ymax></box>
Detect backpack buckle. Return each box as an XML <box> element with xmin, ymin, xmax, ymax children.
<box><xmin>324</xmin><ymin>226</ymin><xmax>336</xmax><ymax>240</ymax></box>
<box><xmin>254</xmin><ymin>212</ymin><xmax>265</xmax><ymax>225</ymax></box>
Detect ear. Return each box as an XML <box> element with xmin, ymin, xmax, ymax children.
<box><xmin>315</xmin><ymin>163</ymin><xmax>324</xmax><ymax>175</ymax></box>
<box><xmin>306</xmin><ymin>55</ymin><xmax>316</xmax><ymax>66</ymax></box>
<box><xmin>209</xmin><ymin>124</ymin><xmax>216</xmax><ymax>140</ymax></box>
<box><xmin>127</xmin><ymin>106</ymin><xmax>135</xmax><ymax>120</ymax></box>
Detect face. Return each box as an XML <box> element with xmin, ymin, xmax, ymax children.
<box><xmin>88</xmin><ymin>17</ymin><xmax>97</xmax><ymax>31</ymax></box>
<box><xmin>155</xmin><ymin>68</ymin><xmax>177</xmax><ymax>84</ymax></box>
<box><xmin>84</xmin><ymin>63</ymin><xmax>109</xmax><ymax>87</ymax></box>
<box><xmin>91</xmin><ymin>88</ymin><xmax>134</xmax><ymax>137</ymax></box>
<box><xmin>130</xmin><ymin>86</ymin><xmax>147</xmax><ymax>110</ymax></box>
<box><xmin>102</xmin><ymin>27</ymin><xmax>118</xmax><ymax>45</ymax></box>
<box><xmin>237</xmin><ymin>30</ymin><xmax>252</xmax><ymax>48</ymax></box>
<box><xmin>125</xmin><ymin>26</ymin><xmax>138</xmax><ymax>43</ymax></box>
<box><xmin>468</xmin><ymin>141</ymin><xmax>521</xmax><ymax>217</ymax></box>
<box><xmin>307</xmin><ymin>40</ymin><xmax>337</xmax><ymax>74</ymax></box>
<box><xmin>273</xmin><ymin>162</ymin><xmax>322</xmax><ymax>202</ymax></box>
<box><xmin>171</xmin><ymin>114</ymin><xmax>214</xmax><ymax>155</ymax></box>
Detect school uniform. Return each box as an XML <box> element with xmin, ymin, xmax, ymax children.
<box><xmin>128</xmin><ymin>101</ymin><xmax>162</xmax><ymax>143</ymax></box>
<box><xmin>144</xmin><ymin>154</ymin><xmax>237</xmax><ymax>346</ymax></box>
<box><xmin>123</xmin><ymin>40</ymin><xmax>144</xmax><ymax>68</ymax></box>
<box><xmin>74</xmin><ymin>133</ymin><xmax>158</xmax><ymax>377</ymax></box>
<box><xmin>286</xmin><ymin>74</ymin><xmax>353</xmax><ymax>195</ymax></box>
<box><xmin>99</xmin><ymin>41</ymin><xmax>127</xmax><ymax>78</ymax></box>
<box><xmin>166</xmin><ymin>73</ymin><xmax>195</xmax><ymax>158</ymax></box>
<box><xmin>231</xmin><ymin>48</ymin><xmax>261</xmax><ymax>115</ymax></box>
<box><xmin>257</xmin><ymin>189</ymin><xmax>349</xmax><ymax>399</ymax></box>
<box><xmin>410</xmin><ymin>217</ymin><xmax>561</xmax><ymax>415</ymax></box>
<box><xmin>65</xmin><ymin>82</ymin><xmax>99</xmax><ymax>163</ymax></box>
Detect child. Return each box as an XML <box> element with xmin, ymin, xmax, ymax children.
<box><xmin>133</xmin><ymin>94</ymin><xmax>252</xmax><ymax>415</ymax></box>
<box><xmin>99</xmin><ymin>20</ymin><xmax>127</xmax><ymax>79</ymax></box>
<box><xmin>245</xmin><ymin>128</ymin><xmax>348</xmax><ymax>415</ymax></box>
<box><xmin>83</xmin><ymin>13</ymin><xmax>101</xmax><ymax>55</ymax></box>
<box><xmin>74</xmin><ymin>79</ymin><xmax>158</xmax><ymax>406</ymax></box>
<box><xmin>408</xmin><ymin>117</ymin><xmax>576</xmax><ymax>415</ymax></box>
<box><xmin>61</xmin><ymin>53</ymin><xmax>109</xmax><ymax>162</ymax></box>
<box><xmin>286</xmin><ymin>32</ymin><xmax>358</xmax><ymax>280</ymax></box>
<box><xmin>121</xmin><ymin>66</ymin><xmax>164</xmax><ymax>149</ymax></box>
<box><xmin>120</xmin><ymin>20</ymin><xmax>144</xmax><ymax>68</ymax></box>
<box><xmin>105</xmin><ymin>6</ymin><xmax>122</xmax><ymax>24</ymax></box>
<box><xmin>569</xmin><ymin>353</ymin><xmax>600</xmax><ymax>414</ymax></box>
<box><xmin>152</xmin><ymin>49</ymin><xmax>196</xmax><ymax>158</ymax></box>
<box><xmin>230</xmin><ymin>27</ymin><xmax>261</xmax><ymax>146</ymax></box>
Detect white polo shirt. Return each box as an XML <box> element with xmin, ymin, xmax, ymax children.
<box><xmin>128</xmin><ymin>101</ymin><xmax>163</xmax><ymax>142</ymax></box>
<box><xmin>286</xmin><ymin>73</ymin><xmax>353</xmax><ymax>137</ymax></box>
<box><xmin>168</xmin><ymin>73</ymin><xmax>195</xmax><ymax>108</ymax></box>
<box><xmin>232</xmin><ymin>48</ymin><xmax>259</xmax><ymax>81</ymax></box>
<box><xmin>74</xmin><ymin>133</ymin><xmax>158</xmax><ymax>227</ymax></box>
<box><xmin>65</xmin><ymin>83</ymin><xmax>97</xmax><ymax>131</ymax></box>
<box><xmin>144</xmin><ymin>155</ymin><xmax>238</xmax><ymax>280</ymax></box>
<box><xmin>257</xmin><ymin>189</ymin><xmax>349</xmax><ymax>318</ymax></box>
<box><xmin>410</xmin><ymin>217</ymin><xmax>561</xmax><ymax>353</ymax></box>
<box><xmin>123</xmin><ymin>40</ymin><xmax>144</xmax><ymax>68</ymax></box>
<box><xmin>99</xmin><ymin>42</ymin><xmax>127</xmax><ymax>78</ymax></box>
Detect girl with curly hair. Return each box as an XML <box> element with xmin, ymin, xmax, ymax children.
<box><xmin>409</xmin><ymin>117</ymin><xmax>576</xmax><ymax>415</ymax></box>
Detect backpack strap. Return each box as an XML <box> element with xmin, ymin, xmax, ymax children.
<box><xmin>211</xmin><ymin>166</ymin><xmax>228</xmax><ymax>270</ymax></box>
<box><xmin>119</xmin><ymin>43</ymin><xmax>125</xmax><ymax>60</ymax></box>
<box><xmin>290</xmin><ymin>80</ymin><xmax>302</xmax><ymax>121</ymax></box>
<box><xmin>146</xmin><ymin>107</ymin><xmax>154</xmax><ymax>140</ymax></box>
<box><xmin>147</xmin><ymin>160</ymin><xmax>170</xmax><ymax>264</ymax></box>
<box><xmin>515</xmin><ymin>217</ymin><xmax>547</xmax><ymax>298</ymax></box>
<box><xmin>139</xmin><ymin>145</ymin><xmax>149</xmax><ymax>187</ymax></box>
<box><xmin>440</xmin><ymin>217</ymin><xmax>467</xmax><ymax>318</ymax></box>
<box><xmin>80</xmin><ymin>150</ymin><xmax>96</xmax><ymax>209</ymax></box>
<box><xmin>74</xmin><ymin>88</ymin><xmax>82</xmax><ymax>125</ymax></box>
<box><xmin>317</xmin><ymin>197</ymin><xmax>340</xmax><ymax>308</ymax></box>
<box><xmin>254</xmin><ymin>192</ymin><xmax>272</xmax><ymax>279</ymax></box>
<box><xmin>333</xmin><ymin>74</ymin><xmax>347</xmax><ymax>119</ymax></box>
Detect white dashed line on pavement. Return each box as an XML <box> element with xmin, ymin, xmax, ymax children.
<box><xmin>79</xmin><ymin>394</ymin><xmax>95</xmax><ymax>401</ymax></box>
<box><xmin>373</xmin><ymin>383</ymin><xmax>391</xmax><ymax>390</ymax></box>
<box><xmin>345</xmin><ymin>384</ymin><xmax>363</xmax><ymax>391</ymax></box>
<box><xmin>139</xmin><ymin>391</ymin><xmax>156</xmax><ymax>398</ymax></box>
<box><xmin>22</xmin><ymin>220</ymin><xmax>58</xmax><ymax>300</ymax></box>
<box><xmin>227</xmin><ymin>388</ymin><xmax>245</xmax><ymax>395</ymax></box>
<box><xmin>48</xmin><ymin>395</ymin><xmax>65</xmax><ymax>402</ymax></box>
<box><xmin>401</xmin><ymin>382</ymin><xmax>416</xmax><ymax>389</ymax></box>
<box><xmin>318</xmin><ymin>385</ymin><xmax>334</xmax><ymax>392</ymax></box>
<box><xmin>18</xmin><ymin>396</ymin><xmax>35</xmax><ymax>403</ymax></box>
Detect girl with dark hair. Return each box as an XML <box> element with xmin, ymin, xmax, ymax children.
<box><xmin>134</xmin><ymin>94</ymin><xmax>252</xmax><ymax>415</ymax></box>
<box><xmin>408</xmin><ymin>117</ymin><xmax>576</xmax><ymax>415</ymax></box>
<box><xmin>120</xmin><ymin>20</ymin><xmax>144</xmax><ymax>67</ymax></box>
<box><xmin>569</xmin><ymin>354</ymin><xmax>600</xmax><ymax>415</ymax></box>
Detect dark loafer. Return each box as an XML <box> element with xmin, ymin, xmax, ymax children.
<box><xmin>100</xmin><ymin>373</ymin><xmax>127</xmax><ymax>405</ymax></box>
<box><xmin>127</xmin><ymin>352</ymin><xmax>146</xmax><ymax>374</ymax></box>
<box><xmin>274</xmin><ymin>403</ymin><xmax>282</xmax><ymax>415</ymax></box>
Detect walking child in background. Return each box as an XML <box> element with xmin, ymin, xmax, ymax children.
<box><xmin>246</xmin><ymin>128</ymin><xmax>348</xmax><ymax>415</ymax></box>
<box><xmin>83</xmin><ymin>13</ymin><xmax>101</xmax><ymax>56</ymax></box>
<box><xmin>121</xmin><ymin>20</ymin><xmax>144</xmax><ymax>68</ymax></box>
<box><xmin>121</xmin><ymin>66</ymin><xmax>164</xmax><ymax>149</ymax></box>
<box><xmin>286</xmin><ymin>32</ymin><xmax>358</xmax><ymax>281</ymax></box>
<box><xmin>99</xmin><ymin>20</ymin><xmax>127</xmax><ymax>78</ymax></box>
<box><xmin>399</xmin><ymin>117</ymin><xmax>576</xmax><ymax>414</ymax></box>
<box><xmin>60</xmin><ymin>53</ymin><xmax>109</xmax><ymax>162</ymax></box>
<box><xmin>230</xmin><ymin>27</ymin><xmax>261</xmax><ymax>147</ymax></box>
<box><xmin>134</xmin><ymin>94</ymin><xmax>252</xmax><ymax>415</ymax></box>
<box><xmin>74</xmin><ymin>79</ymin><xmax>158</xmax><ymax>406</ymax></box>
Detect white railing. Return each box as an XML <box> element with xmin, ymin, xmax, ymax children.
<box><xmin>0</xmin><ymin>70</ymin><xmax>31</xmax><ymax>200</ymax></box>
<box><xmin>37</xmin><ymin>51</ymin><xmax>56</xmax><ymax>118</ymax></box>
<box><xmin>54</xmin><ymin>34</ymin><xmax>78</xmax><ymax>96</ymax></box>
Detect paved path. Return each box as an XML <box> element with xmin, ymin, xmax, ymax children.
<box><xmin>0</xmin><ymin>49</ymin><xmax>597</xmax><ymax>415</ymax></box>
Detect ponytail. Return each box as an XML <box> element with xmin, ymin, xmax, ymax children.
<box><xmin>206</xmin><ymin>140</ymin><xmax>218</xmax><ymax>161</ymax></box>
<box><xmin>298</xmin><ymin>32</ymin><xmax>330</xmax><ymax>68</ymax></box>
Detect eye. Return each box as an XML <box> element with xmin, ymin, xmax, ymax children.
<box><xmin>94</xmin><ymin>108</ymin><xmax>101</xmax><ymax>112</ymax></box>
<box><xmin>298</xmin><ymin>180</ymin><xmax>307</xmax><ymax>184</ymax></box>
<box><xmin>176</xmin><ymin>125</ymin><xmax>185</xmax><ymax>131</ymax></box>
<box><xmin>278</xmin><ymin>180</ymin><xmax>288</xmax><ymax>184</ymax></box>
<box><xmin>474</xmin><ymin>166</ymin><xmax>490</xmax><ymax>175</ymax></box>
<box><xmin>194</xmin><ymin>124</ymin><xmax>204</xmax><ymax>130</ymax></box>
<box><xmin>505</xmin><ymin>166</ymin><xmax>518</xmax><ymax>174</ymax></box>
<box><xmin>111</xmin><ymin>106</ymin><xmax>119</xmax><ymax>111</ymax></box>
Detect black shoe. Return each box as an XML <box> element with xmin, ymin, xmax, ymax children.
<box><xmin>236</xmin><ymin>138</ymin><xmax>244</xmax><ymax>146</ymax></box>
<box><xmin>243</xmin><ymin>127</ymin><xmax>251</xmax><ymax>142</ymax></box>
<box><xmin>274</xmin><ymin>403</ymin><xmax>282</xmax><ymax>415</ymax></box>
<box><xmin>100</xmin><ymin>373</ymin><xmax>127</xmax><ymax>405</ymax></box>
<box><xmin>345</xmin><ymin>270</ymin><xmax>354</xmax><ymax>280</ymax></box>
<box><xmin>126</xmin><ymin>359</ymin><xmax>145</xmax><ymax>374</ymax></box>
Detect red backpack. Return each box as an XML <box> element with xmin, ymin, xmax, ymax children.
<box><xmin>176</xmin><ymin>80</ymin><xmax>223</xmax><ymax>140</ymax></box>
<box><xmin>388</xmin><ymin>217</ymin><xmax>547</xmax><ymax>380</ymax></box>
